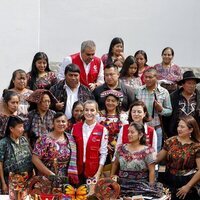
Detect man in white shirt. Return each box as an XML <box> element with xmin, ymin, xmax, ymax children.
<box><xmin>58</xmin><ymin>40</ymin><xmax>104</xmax><ymax>91</ymax></box>
<box><xmin>50</xmin><ymin>63</ymin><xmax>94</xmax><ymax>119</ymax></box>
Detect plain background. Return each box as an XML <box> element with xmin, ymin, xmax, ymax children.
<box><xmin>0</xmin><ymin>0</ymin><xmax>200</xmax><ymax>95</ymax></box>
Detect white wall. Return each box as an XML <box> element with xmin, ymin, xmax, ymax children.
<box><xmin>0</xmin><ymin>0</ymin><xmax>40</xmax><ymax>95</ymax></box>
<box><xmin>1</xmin><ymin>0</ymin><xmax>200</xmax><ymax>95</ymax></box>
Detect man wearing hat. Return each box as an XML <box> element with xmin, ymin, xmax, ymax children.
<box><xmin>168</xmin><ymin>70</ymin><xmax>200</xmax><ymax>136</ymax></box>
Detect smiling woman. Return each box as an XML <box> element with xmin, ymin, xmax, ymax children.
<box><xmin>27</xmin><ymin>52</ymin><xmax>58</xmax><ymax>91</ymax></box>
<box><xmin>32</xmin><ymin>112</ymin><xmax>79</xmax><ymax>185</ymax></box>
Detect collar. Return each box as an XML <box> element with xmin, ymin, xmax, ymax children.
<box><xmin>104</xmin><ymin>80</ymin><xmax>121</xmax><ymax>90</ymax></box>
<box><xmin>142</xmin><ymin>83</ymin><xmax>162</xmax><ymax>92</ymax></box>
<box><xmin>79</xmin><ymin>52</ymin><xmax>94</xmax><ymax>65</ymax></box>
<box><xmin>83</xmin><ymin>121</ymin><xmax>97</xmax><ymax>129</ymax></box>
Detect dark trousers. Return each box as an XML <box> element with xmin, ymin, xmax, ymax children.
<box><xmin>164</xmin><ymin>172</ymin><xmax>199</xmax><ymax>200</ymax></box>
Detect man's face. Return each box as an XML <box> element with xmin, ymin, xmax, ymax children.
<box><xmin>81</xmin><ymin>47</ymin><xmax>95</xmax><ymax>65</ymax></box>
<box><xmin>65</xmin><ymin>71</ymin><xmax>80</xmax><ymax>89</ymax></box>
<box><xmin>144</xmin><ymin>71</ymin><xmax>157</xmax><ymax>88</ymax></box>
<box><xmin>104</xmin><ymin>67</ymin><xmax>119</xmax><ymax>87</ymax></box>
<box><xmin>182</xmin><ymin>79</ymin><xmax>196</xmax><ymax>95</ymax></box>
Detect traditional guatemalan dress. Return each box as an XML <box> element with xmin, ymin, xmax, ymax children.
<box><xmin>33</xmin><ymin>133</ymin><xmax>78</xmax><ymax>184</ymax></box>
<box><xmin>115</xmin><ymin>144</ymin><xmax>163</xmax><ymax>197</ymax></box>
<box><xmin>163</xmin><ymin>136</ymin><xmax>200</xmax><ymax>199</ymax></box>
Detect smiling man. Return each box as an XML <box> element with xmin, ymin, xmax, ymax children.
<box><xmin>50</xmin><ymin>63</ymin><xmax>94</xmax><ymax>119</ymax></box>
<box><xmin>58</xmin><ymin>40</ymin><xmax>104</xmax><ymax>91</ymax></box>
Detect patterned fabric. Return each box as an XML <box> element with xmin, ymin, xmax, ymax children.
<box><xmin>178</xmin><ymin>92</ymin><xmax>196</xmax><ymax>117</ymax></box>
<box><xmin>26</xmin><ymin>89</ymin><xmax>58</xmax><ymax>105</ymax></box>
<box><xmin>116</xmin><ymin>144</ymin><xmax>155</xmax><ymax>178</ymax></box>
<box><xmin>33</xmin><ymin>133</ymin><xmax>79</xmax><ymax>184</ymax></box>
<box><xmin>115</xmin><ymin>144</ymin><xmax>160</xmax><ymax>197</ymax></box>
<box><xmin>49</xmin><ymin>80</ymin><xmax>94</xmax><ymax>113</ymax></box>
<box><xmin>0</xmin><ymin>113</ymin><xmax>27</xmax><ymax>139</ymax></box>
<box><xmin>154</xmin><ymin>63</ymin><xmax>182</xmax><ymax>83</ymax></box>
<box><xmin>163</xmin><ymin>136</ymin><xmax>200</xmax><ymax>176</ymax></box>
<box><xmin>25</xmin><ymin>109</ymin><xmax>55</xmax><ymax>137</ymax></box>
<box><xmin>135</xmin><ymin>84</ymin><xmax>172</xmax><ymax>127</ymax></box>
<box><xmin>27</xmin><ymin>71</ymin><xmax>58</xmax><ymax>90</ymax></box>
<box><xmin>0</xmin><ymin>136</ymin><xmax>33</xmax><ymax>183</ymax></box>
<box><xmin>120</xmin><ymin>76</ymin><xmax>142</xmax><ymax>89</ymax></box>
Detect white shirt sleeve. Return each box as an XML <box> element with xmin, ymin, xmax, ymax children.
<box><xmin>99</xmin><ymin>127</ymin><xmax>108</xmax><ymax>165</ymax></box>
<box><xmin>152</xmin><ymin>129</ymin><xmax>158</xmax><ymax>153</ymax></box>
<box><xmin>116</xmin><ymin>126</ymin><xmax>123</xmax><ymax>149</ymax></box>
<box><xmin>96</xmin><ymin>60</ymin><xmax>104</xmax><ymax>84</ymax></box>
<box><xmin>57</xmin><ymin>56</ymin><xmax>72</xmax><ymax>80</ymax></box>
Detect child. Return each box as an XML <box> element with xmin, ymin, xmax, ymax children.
<box><xmin>119</xmin><ymin>55</ymin><xmax>142</xmax><ymax>88</ymax></box>
<box><xmin>72</xmin><ymin>100</ymin><xmax>108</xmax><ymax>183</ymax></box>
<box><xmin>67</xmin><ymin>101</ymin><xmax>84</xmax><ymax>133</ymax></box>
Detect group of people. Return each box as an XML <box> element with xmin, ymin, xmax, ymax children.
<box><xmin>0</xmin><ymin>37</ymin><xmax>200</xmax><ymax>199</ymax></box>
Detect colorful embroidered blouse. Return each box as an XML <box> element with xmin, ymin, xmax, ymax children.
<box><xmin>27</xmin><ymin>71</ymin><xmax>58</xmax><ymax>90</ymax></box>
<box><xmin>0</xmin><ymin>136</ymin><xmax>33</xmax><ymax>183</ymax></box>
<box><xmin>154</xmin><ymin>63</ymin><xmax>182</xmax><ymax>83</ymax></box>
<box><xmin>115</xmin><ymin>144</ymin><xmax>155</xmax><ymax>180</ymax></box>
<box><xmin>163</xmin><ymin>136</ymin><xmax>200</xmax><ymax>175</ymax></box>
<box><xmin>120</xmin><ymin>76</ymin><xmax>142</xmax><ymax>89</ymax></box>
<box><xmin>33</xmin><ymin>134</ymin><xmax>71</xmax><ymax>176</ymax></box>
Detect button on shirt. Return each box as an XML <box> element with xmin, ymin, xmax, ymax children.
<box><xmin>64</xmin><ymin>83</ymin><xmax>79</xmax><ymax>119</ymax></box>
<box><xmin>135</xmin><ymin>84</ymin><xmax>172</xmax><ymax>127</ymax></box>
<box><xmin>82</xmin><ymin>122</ymin><xmax>108</xmax><ymax>165</ymax></box>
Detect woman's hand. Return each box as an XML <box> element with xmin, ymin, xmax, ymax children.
<box><xmin>2</xmin><ymin>182</ymin><xmax>8</xmax><ymax>194</ymax></box>
<box><xmin>176</xmin><ymin>184</ymin><xmax>191</xmax><ymax>199</ymax></box>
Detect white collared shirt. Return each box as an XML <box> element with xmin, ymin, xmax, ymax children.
<box><xmin>64</xmin><ymin>83</ymin><xmax>79</xmax><ymax>119</ymax></box>
<box><xmin>82</xmin><ymin>121</ymin><xmax>108</xmax><ymax>165</ymax></box>
<box><xmin>58</xmin><ymin>53</ymin><xmax>104</xmax><ymax>84</ymax></box>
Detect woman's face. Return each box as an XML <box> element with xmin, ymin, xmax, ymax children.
<box><xmin>128</xmin><ymin>63</ymin><xmax>138</xmax><ymax>77</ymax></box>
<box><xmin>112</xmin><ymin>43</ymin><xmax>123</xmax><ymax>57</ymax></box>
<box><xmin>73</xmin><ymin>104</ymin><xmax>84</xmax><ymax>121</ymax></box>
<box><xmin>128</xmin><ymin>125</ymin><xmax>141</xmax><ymax>143</ymax></box>
<box><xmin>177</xmin><ymin>120</ymin><xmax>193</xmax><ymax>138</ymax></box>
<box><xmin>83</xmin><ymin>103</ymin><xmax>97</xmax><ymax>123</ymax></box>
<box><xmin>10</xmin><ymin>123</ymin><xmax>24</xmax><ymax>139</ymax></box>
<box><xmin>162</xmin><ymin>48</ymin><xmax>173</xmax><ymax>65</ymax></box>
<box><xmin>7</xmin><ymin>96</ymin><xmax>19</xmax><ymax>114</ymax></box>
<box><xmin>135</xmin><ymin>53</ymin><xmax>146</xmax><ymax>68</ymax></box>
<box><xmin>35</xmin><ymin>59</ymin><xmax>47</xmax><ymax>73</ymax></box>
<box><xmin>131</xmin><ymin>105</ymin><xmax>146</xmax><ymax>124</ymax></box>
<box><xmin>53</xmin><ymin>115</ymin><xmax>68</xmax><ymax>133</ymax></box>
<box><xmin>105</xmin><ymin>95</ymin><xmax>119</xmax><ymax>112</ymax></box>
<box><xmin>13</xmin><ymin>72</ymin><xmax>27</xmax><ymax>90</ymax></box>
<box><xmin>37</xmin><ymin>94</ymin><xmax>51</xmax><ymax>113</ymax></box>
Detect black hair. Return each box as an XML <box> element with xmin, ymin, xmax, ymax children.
<box><xmin>104</xmin><ymin>63</ymin><xmax>119</xmax><ymax>71</ymax></box>
<box><xmin>69</xmin><ymin>101</ymin><xmax>84</xmax><ymax>124</ymax></box>
<box><xmin>2</xmin><ymin>90</ymin><xmax>19</xmax><ymax>104</ymax></box>
<box><xmin>8</xmin><ymin>69</ymin><xmax>27</xmax><ymax>89</ymax></box>
<box><xmin>53</xmin><ymin>112</ymin><xmax>67</xmax><ymax>122</ymax></box>
<box><xmin>106</xmin><ymin>37</ymin><xmax>124</xmax><ymax>65</ymax></box>
<box><xmin>161</xmin><ymin>47</ymin><xmax>174</xmax><ymax>56</ymax></box>
<box><xmin>64</xmin><ymin>63</ymin><xmax>80</xmax><ymax>75</ymax></box>
<box><xmin>119</xmin><ymin>55</ymin><xmax>139</xmax><ymax>78</ymax></box>
<box><xmin>28</xmin><ymin>52</ymin><xmax>50</xmax><ymax>90</ymax></box>
<box><xmin>4</xmin><ymin>116</ymin><xmax>24</xmax><ymax>137</ymax></box>
<box><xmin>104</xmin><ymin>94</ymin><xmax>121</xmax><ymax>115</ymax></box>
<box><xmin>129</xmin><ymin>122</ymin><xmax>146</xmax><ymax>145</ymax></box>
<box><xmin>134</xmin><ymin>50</ymin><xmax>148</xmax><ymax>66</ymax></box>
